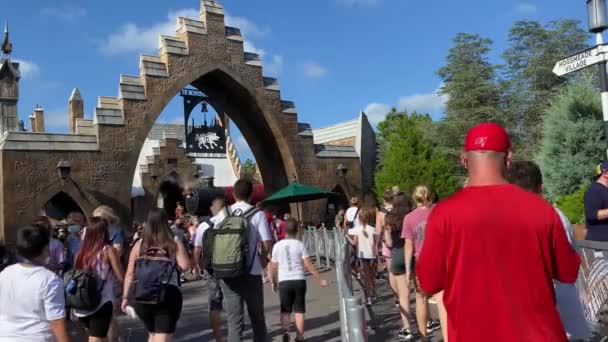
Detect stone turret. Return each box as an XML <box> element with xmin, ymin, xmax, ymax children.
<box><xmin>33</xmin><ymin>106</ymin><xmax>44</xmax><ymax>133</ymax></box>
<box><xmin>0</xmin><ymin>20</ymin><xmax>19</xmax><ymax>135</ymax></box>
<box><xmin>69</xmin><ymin>88</ymin><xmax>83</xmax><ymax>133</ymax></box>
<box><xmin>28</xmin><ymin>115</ymin><xmax>35</xmax><ymax>132</ymax></box>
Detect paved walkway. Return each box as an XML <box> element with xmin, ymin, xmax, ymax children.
<box><xmin>68</xmin><ymin>269</ymin><xmax>443</xmax><ymax>341</ymax></box>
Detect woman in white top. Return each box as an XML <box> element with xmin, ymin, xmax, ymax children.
<box><xmin>0</xmin><ymin>225</ymin><xmax>69</xmax><ymax>342</ymax></box>
<box><xmin>346</xmin><ymin>208</ymin><xmax>378</xmax><ymax>305</ymax></box>
<box><xmin>73</xmin><ymin>217</ymin><xmax>124</xmax><ymax>342</ymax></box>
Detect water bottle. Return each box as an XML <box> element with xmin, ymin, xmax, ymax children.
<box><xmin>66</xmin><ymin>279</ymin><xmax>77</xmax><ymax>294</ymax></box>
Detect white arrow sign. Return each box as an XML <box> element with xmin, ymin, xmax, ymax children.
<box><xmin>553</xmin><ymin>45</ymin><xmax>606</xmax><ymax>76</ymax></box>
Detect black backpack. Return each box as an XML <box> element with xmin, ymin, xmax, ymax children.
<box><xmin>64</xmin><ymin>269</ymin><xmax>103</xmax><ymax>310</ymax></box>
<box><xmin>130</xmin><ymin>248</ymin><xmax>177</xmax><ymax>304</ymax></box>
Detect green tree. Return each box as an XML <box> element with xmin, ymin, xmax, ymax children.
<box><xmin>502</xmin><ymin>20</ymin><xmax>589</xmax><ymax>159</ymax></box>
<box><xmin>536</xmin><ymin>76</ymin><xmax>604</xmax><ymax>200</ymax></box>
<box><xmin>375</xmin><ymin>111</ymin><xmax>459</xmax><ymax>199</ymax></box>
<box><xmin>241</xmin><ymin>159</ymin><xmax>257</xmax><ymax>179</ymax></box>
<box><xmin>436</xmin><ymin>33</ymin><xmax>502</xmax><ymax>162</ymax></box>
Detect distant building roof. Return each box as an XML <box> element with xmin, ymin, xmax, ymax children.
<box><xmin>147</xmin><ymin>123</ymin><xmax>186</xmax><ymax>142</ymax></box>
<box><xmin>314</xmin><ymin>144</ymin><xmax>359</xmax><ymax>158</ymax></box>
<box><xmin>312</xmin><ymin>119</ymin><xmax>358</xmax><ymax>145</ymax></box>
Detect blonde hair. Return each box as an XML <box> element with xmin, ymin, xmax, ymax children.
<box><xmin>413</xmin><ymin>185</ymin><xmax>432</xmax><ymax>207</ymax></box>
<box><xmin>93</xmin><ymin>205</ymin><xmax>119</xmax><ymax>225</ymax></box>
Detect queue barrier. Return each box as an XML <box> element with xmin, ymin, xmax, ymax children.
<box><xmin>575</xmin><ymin>240</ymin><xmax>608</xmax><ymax>336</ymax></box>
<box><xmin>302</xmin><ymin>227</ymin><xmax>367</xmax><ymax>342</ymax></box>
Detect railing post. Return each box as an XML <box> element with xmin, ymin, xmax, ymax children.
<box><xmin>334</xmin><ymin>230</ymin><xmax>350</xmax><ymax>342</ymax></box>
<box><xmin>314</xmin><ymin>227</ymin><xmax>321</xmax><ymax>266</ymax></box>
<box><xmin>345</xmin><ymin>296</ymin><xmax>367</xmax><ymax>342</ymax></box>
<box><xmin>323</xmin><ymin>227</ymin><xmax>331</xmax><ymax>269</ymax></box>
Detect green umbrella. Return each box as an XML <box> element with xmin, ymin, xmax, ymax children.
<box><xmin>262</xmin><ymin>182</ymin><xmax>334</xmax><ymax>220</ymax></box>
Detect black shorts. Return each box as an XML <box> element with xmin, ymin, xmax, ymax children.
<box><xmin>207</xmin><ymin>276</ymin><xmax>223</xmax><ymax>312</ymax></box>
<box><xmin>133</xmin><ymin>286</ymin><xmax>183</xmax><ymax>334</ymax></box>
<box><xmin>79</xmin><ymin>301</ymin><xmax>113</xmax><ymax>338</ymax></box>
<box><xmin>279</xmin><ymin>280</ymin><xmax>307</xmax><ymax>314</ymax></box>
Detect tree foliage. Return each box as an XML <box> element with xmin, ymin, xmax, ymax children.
<box><xmin>375</xmin><ymin>111</ymin><xmax>459</xmax><ymax>199</ymax></box>
<box><xmin>436</xmin><ymin>33</ymin><xmax>503</xmax><ymax>161</ymax></box>
<box><xmin>536</xmin><ymin>76</ymin><xmax>604</xmax><ymax>200</ymax></box>
<box><xmin>502</xmin><ymin>20</ymin><xmax>589</xmax><ymax>159</ymax></box>
<box><xmin>241</xmin><ymin>159</ymin><xmax>257</xmax><ymax>179</ymax></box>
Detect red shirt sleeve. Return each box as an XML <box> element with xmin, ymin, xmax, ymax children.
<box><xmin>416</xmin><ymin>209</ymin><xmax>446</xmax><ymax>295</ymax></box>
<box><xmin>550</xmin><ymin>211</ymin><xmax>581</xmax><ymax>284</ymax></box>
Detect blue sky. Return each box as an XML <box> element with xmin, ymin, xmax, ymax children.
<box><xmin>3</xmin><ymin>0</ymin><xmax>592</xmax><ymax>161</ymax></box>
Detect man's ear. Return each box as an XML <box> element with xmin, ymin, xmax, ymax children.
<box><xmin>506</xmin><ymin>150</ymin><xmax>513</xmax><ymax>169</ymax></box>
<box><xmin>460</xmin><ymin>152</ymin><xmax>468</xmax><ymax>170</ymax></box>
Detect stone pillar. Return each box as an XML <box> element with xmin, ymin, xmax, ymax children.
<box><xmin>29</xmin><ymin>115</ymin><xmax>36</xmax><ymax>133</ymax></box>
<box><xmin>69</xmin><ymin>88</ymin><xmax>83</xmax><ymax>134</ymax></box>
<box><xmin>34</xmin><ymin>107</ymin><xmax>44</xmax><ymax>133</ymax></box>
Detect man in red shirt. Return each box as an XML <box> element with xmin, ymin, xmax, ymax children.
<box><xmin>416</xmin><ymin>123</ymin><xmax>581</xmax><ymax>342</ymax></box>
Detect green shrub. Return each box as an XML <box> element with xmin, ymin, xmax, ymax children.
<box><xmin>554</xmin><ymin>184</ymin><xmax>589</xmax><ymax>224</ymax></box>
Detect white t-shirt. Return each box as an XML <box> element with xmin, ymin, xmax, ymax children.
<box><xmin>354</xmin><ymin>224</ymin><xmax>376</xmax><ymax>259</ymax></box>
<box><xmin>0</xmin><ymin>264</ymin><xmax>65</xmax><ymax>342</ymax></box>
<box><xmin>345</xmin><ymin>207</ymin><xmax>359</xmax><ymax>226</ymax></box>
<box><xmin>231</xmin><ymin>202</ymin><xmax>271</xmax><ymax>276</ymax></box>
<box><xmin>271</xmin><ymin>239</ymin><xmax>310</xmax><ymax>282</ymax></box>
<box><xmin>194</xmin><ymin>210</ymin><xmax>228</xmax><ymax>248</ymax></box>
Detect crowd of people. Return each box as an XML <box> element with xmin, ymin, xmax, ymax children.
<box><xmin>0</xmin><ymin>121</ymin><xmax>605</xmax><ymax>342</ymax></box>
<box><xmin>0</xmin><ymin>179</ymin><xmax>329</xmax><ymax>342</ymax></box>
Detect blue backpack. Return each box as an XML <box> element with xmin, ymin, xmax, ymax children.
<box><xmin>130</xmin><ymin>248</ymin><xmax>177</xmax><ymax>304</ymax></box>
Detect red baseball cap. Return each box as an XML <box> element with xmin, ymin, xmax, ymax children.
<box><xmin>464</xmin><ymin>123</ymin><xmax>510</xmax><ymax>152</ymax></box>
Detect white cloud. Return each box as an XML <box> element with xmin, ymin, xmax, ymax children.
<box><xmin>364</xmin><ymin>103</ymin><xmax>392</xmax><ymax>126</ymax></box>
<box><xmin>13</xmin><ymin>59</ymin><xmax>40</xmax><ymax>80</ymax></box>
<box><xmin>364</xmin><ymin>86</ymin><xmax>448</xmax><ymax>126</ymax></box>
<box><xmin>41</xmin><ymin>6</ymin><xmax>86</xmax><ymax>21</ymax></box>
<box><xmin>265</xmin><ymin>55</ymin><xmax>284</xmax><ymax>76</ymax></box>
<box><xmin>303</xmin><ymin>62</ymin><xmax>327</xmax><ymax>79</ymax></box>
<box><xmin>515</xmin><ymin>3</ymin><xmax>537</xmax><ymax>15</ymax></box>
<box><xmin>337</xmin><ymin>0</ymin><xmax>382</xmax><ymax>7</ymax></box>
<box><xmin>397</xmin><ymin>89</ymin><xmax>448</xmax><ymax>114</ymax></box>
<box><xmin>101</xmin><ymin>8</ymin><xmax>270</xmax><ymax>57</ymax></box>
<box><xmin>101</xmin><ymin>8</ymin><xmax>199</xmax><ymax>56</ymax></box>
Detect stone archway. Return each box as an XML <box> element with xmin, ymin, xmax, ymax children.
<box><xmin>102</xmin><ymin>3</ymin><xmax>305</xmax><ymax>218</ymax></box>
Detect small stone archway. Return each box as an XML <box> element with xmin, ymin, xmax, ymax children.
<box><xmin>33</xmin><ymin>180</ymin><xmax>96</xmax><ymax>220</ymax></box>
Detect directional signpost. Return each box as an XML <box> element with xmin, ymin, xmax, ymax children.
<box><xmin>553</xmin><ymin>21</ymin><xmax>608</xmax><ymax>156</ymax></box>
<box><xmin>552</xmin><ymin>45</ymin><xmax>607</xmax><ymax>76</ymax></box>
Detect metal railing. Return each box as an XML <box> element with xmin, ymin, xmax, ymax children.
<box><xmin>574</xmin><ymin>240</ymin><xmax>608</xmax><ymax>336</ymax></box>
<box><xmin>302</xmin><ymin>227</ymin><xmax>368</xmax><ymax>342</ymax></box>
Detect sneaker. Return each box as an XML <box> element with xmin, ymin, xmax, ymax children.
<box><xmin>398</xmin><ymin>328</ymin><xmax>414</xmax><ymax>341</ymax></box>
<box><xmin>282</xmin><ymin>333</ymin><xmax>290</xmax><ymax>342</ymax></box>
<box><xmin>426</xmin><ymin>319</ymin><xmax>441</xmax><ymax>333</ymax></box>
